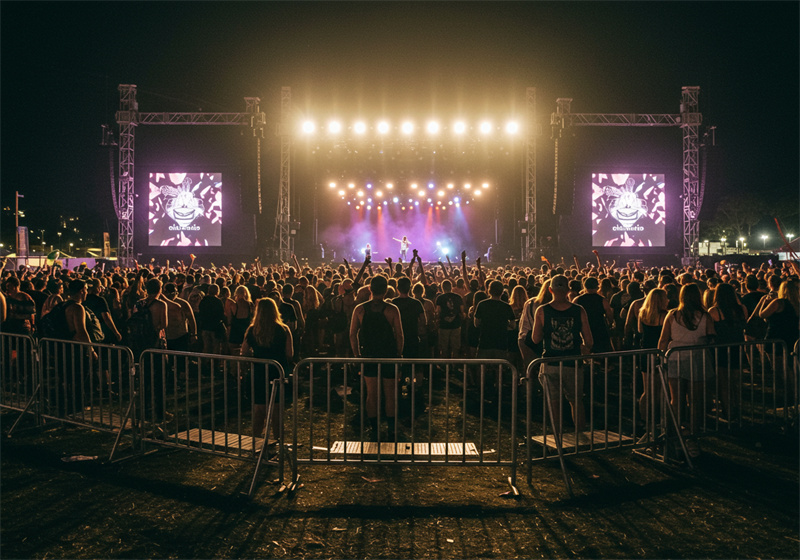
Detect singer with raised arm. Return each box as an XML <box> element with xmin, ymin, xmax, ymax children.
<box><xmin>392</xmin><ymin>235</ymin><xmax>411</xmax><ymax>261</ymax></box>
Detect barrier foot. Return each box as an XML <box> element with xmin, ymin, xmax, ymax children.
<box><xmin>504</xmin><ymin>476</ymin><xmax>520</xmax><ymax>499</ymax></box>
<box><xmin>7</xmin><ymin>384</ymin><xmax>41</xmax><ymax>437</ymax></box>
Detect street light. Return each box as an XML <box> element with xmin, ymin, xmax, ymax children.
<box><xmin>761</xmin><ymin>234</ymin><xmax>768</xmax><ymax>249</ymax></box>
<box><xmin>738</xmin><ymin>237</ymin><xmax>745</xmax><ymax>254</ymax></box>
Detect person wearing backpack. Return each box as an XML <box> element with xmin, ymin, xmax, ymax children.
<box><xmin>349</xmin><ymin>274</ymin><xmax>404</xmax><ymax>439</ymax></box>
<box><xmin>130</xmin><ymin>278</ymin><xmax>168</xmax><ymax>424</ymax></box>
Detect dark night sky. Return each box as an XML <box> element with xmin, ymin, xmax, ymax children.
<box><xmin>1</xmin><ymin>1</ymin><xmax>798</xmax><ymax>252</ymax></box>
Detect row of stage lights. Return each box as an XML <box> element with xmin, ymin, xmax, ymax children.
<box><xmin>301</xmin><ymin>119</ymin><xmax>520</xmax><ymax>136</ymax></box>
<box><xmin>350</xmin><ymin>199</ymin><xmax>470</xmax><ymax>211</ymax></box>
<box><xmin>328</xmin><ymin>181</ymin><xmax>490</xmax><ymax>192</ymax></box>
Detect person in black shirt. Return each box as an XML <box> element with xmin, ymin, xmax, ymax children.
<box><xmin>350</xmin><ymin>275</ymin><xmax>404</xmax><ymax>438</ymax></box>
<box><xmin>532</xmin><ymin>274</ymin><xmax>593</xmax><ymax>438</ymax></box>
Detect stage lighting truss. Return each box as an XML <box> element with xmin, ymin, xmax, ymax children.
<box><xmin>297</xmin><ymin>117</ymin><xmax>522</xmax><ymax>146</ymax></box>
<box><xmin>326</xmin><ymin>180</ymin><xmax>486</xmax><ymax>208</ymax></box>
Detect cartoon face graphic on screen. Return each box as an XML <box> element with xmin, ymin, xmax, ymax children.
<box><xmin>605</xmin><ymin>177</ymin><xmax>648</xmax><ymax>228</ymax></box>
<box><xmin>162</xmin><ymin>178</ymin><xmax>204</xmax><ymax>228</ymax></box>
<box><xmin>149</xmin><ymin>172</ymin><xmax>222</xmax><ymax>247</ymax></box>
<box><xmin>592</xmin><ymin>173</ymin><xmax>665</xmax><ymax>247</ymax></box>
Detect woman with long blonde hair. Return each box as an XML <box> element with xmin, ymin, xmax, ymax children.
<box><xmin>241</xmin><ymin>297</ymin><xmax>293</xmax><ymax>442</ymax></box>
<box><xmin>636</xmin><ymin>288</ymin><xmax>669</xmax><ymax>435</ymax></box>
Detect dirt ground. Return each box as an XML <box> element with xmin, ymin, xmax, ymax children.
<box><xmin>1</xmin><ymin>411</ymin><xmax>798</xmax><ymax>560</ymax></box>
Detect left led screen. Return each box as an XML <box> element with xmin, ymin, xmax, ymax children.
<box><xmin>148</xmin><ymin>172</ymin><xmax>222</xmax><ymax>246</ymax></box>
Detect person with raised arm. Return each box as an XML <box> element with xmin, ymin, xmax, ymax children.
<box><xmin>392</xmin><ymin>236</ymin><xmax>411</xmax><ymax>261</ymax></box>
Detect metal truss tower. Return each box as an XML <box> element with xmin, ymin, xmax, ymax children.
<box><xmin>276</xmin><ymin>87</ymin><xmax>292</xmax><ymax>262</ymax></box>
<box><xmin>524</xmin><ymin>87</ymin><xmax>538</xmax><ymax>260</ymax></box>
<box><xmin>550</xmin><ymin>86</ymin><xmax>702</xmax><ymax>259</ymax></box>
<box><xmin>114</xmin><ymin>85</ymin><xmax>266</xmax><ymax>267</ymax></box>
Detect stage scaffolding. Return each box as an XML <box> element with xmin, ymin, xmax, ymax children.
<box><xmin>550</xmin><ymin>86</ymin><xmax>702</xmax><ymax>260</ymax></box>
<box><xmin>113</xmin><ymin>85</ymin><xmax>266</xmax><ymax>267</ymax></box>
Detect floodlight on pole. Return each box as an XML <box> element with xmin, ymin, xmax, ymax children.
<box><xmin>479</xmin><ymin>121</ymin><xmax>493</xmax><ymax>134</ymax></box>
<box><xmin>426</xmin><ymin>121</ymin><xmax>440</xmax><ymax>134</ymax></box>
<box><xmin>301</xmin><ymin>120</ymin><xmax>315</xmax><ymax>134</ymax></box>
<box><xmin>353</xmin><ymin>121</ymin><xmax>367</xmax><ymax>134</ymax></box>
<box><xmin>453</xmin><ymin>121</ymin><xmax>466</xmax><ymax>135</ymax></box>
<box><xmin>506</xmin><ymin>121</ymin><xmax>520</xmax><ymax>134</ymax></box>
<box><xmin>401</xmin><ymin>121</ymin><xmax>414</xmax><ymax>135</ymax></box>
<box><xmin>761</xmin><ymin>234</ymin><xmax>768</xmax><ymax>249</ymax></box>
<box><xmin>377</xmin><ymin>121</ymin><xmax>390</xmax><ymax>134</ymax></box>
<box><xmin>328</xmin><ymin>120</ymin><xmax>342</xmax><ymax>134</ymax></box>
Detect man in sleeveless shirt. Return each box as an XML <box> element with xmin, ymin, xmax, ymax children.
<box><xmin>350</xmin><ymin>274</ymin><xmax>404</xmax><ymax>438</ymax></box>
<box><xmin>531</xmin><ymin>274</ymin><xmax>593</xmax><ymax>438</ymax></box>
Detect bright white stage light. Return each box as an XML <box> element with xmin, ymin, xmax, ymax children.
<box><xmin>418</xmin><ymin>190</ymin><xmax>426</xmax><ymax>198</ymax></box>
<box><xmin>414</xmin><ymin>201</ymin><xmax>419</xmax><ymax>206</ymax></box>
<box><xmin>301</xmin><ymin>120</ymin><xmax>315</xmax><ymax>134</ymax></box>
<box><xmin>357</xmin><ymin>190</ymin><xmax>364</xmax><ymax>197</ymax></box>
<box><xmin>338</xmin><ymin>190</ymin><xmax>345</xmax><ymax>196</ymax></box>
<box><xmin>367</xmin><ymin>205</ymin><xmax>372</xmax><ymax>210</ymax></box>
<box><xmin>448</xmin><ymin>201</ymin><xmax>453</xmax><ymax>206</ymax></box>
<box><xmin>376</xmin><ymin>190</ymin><xmax>383</xmax><ymax>198</ymax></box>
<box><xmin>453</xmin><ymin>121</ymin><xmax>466</xmax><ymax>134</ymax></box>
<box><xmin>447</xmin><ymin>183</ymin><xmax>454</xmax><ymax>189</ymax></box>
<box><xmin>386</xmin><ymin>183</ymin><xmax>394</xmax><ymax>189</ymax></box>
<box><xmin>366</xmin><ymin>183</ymin><xmax>372</xmax><ymax>189</ymax></box>
<box><xmin>474</xmin><ymin>189</ymin><xmax>482</xmax><ymax>196</ymax></box>
<box><xmin>479</xmin><ymin>121</ymin><xmax>492</xmax><ymax>134</ymax></box>
<box><xmin>377</xmin><ymin>121</ymin><xmax>390</xmax><ymax>134</ymax></box>
<box><xmin>482</xmin><ymin>182</ymin><xmax>489</xmax><ymax>189</ymax></box>
<box><xmin>392</xmin><ymin>196</ymin><xmax>399</xmax><ymax>203</ymax></box>
<box><xmin>454</xmin><ymin>197</ymin><xmax>460</xmax><ymax>203</ymax></box>
<box><xmin>348</xmin><ymin>183</ymin><xmax>355</xmax><ymax>189</ymax></box>
<box><xmin>428</xmin><ymin>182</ymin><xmax>434</xmax><ymax>189</ymax></box>
<box><xmin>437</xmin><ymin>190</ymin><xmax>444</xmax><ymax>197</ymax></box>
<box><xmin>427</xmin><ymin>121</ymin><xmax>440</xmax><ymax>134</ymax></box>
<box><xmin>411</xmin><ymin>183</ymin><xmax>418</xmax><ymax>189</ymax></box>
<box><xmin>328</xmin><ymin>121</ymin><xmax>342</xmax><ymax>134</ymax></box>
<box><xmin>464</xmin><ymin>183</ymin><xmax>471</xmax><ymax>189</ymax></box>
<box><xmin>401</xmin><ymin>121</ymin><xmax>414</xmax><ymax>135</ymax></box>
<box><xmin>505</xmin><ymin>121</ymin><xmax>519</xmax><ymax>134</ymax></box>
<box><xmin>354</xmin><ymin>121</ymin><xmax>367</xmax><ymax>134</ymax></box>
<box><xmin>329</xmin><ymin>182</ymin><xmax>336</xmax><ymax>188</ymax></box>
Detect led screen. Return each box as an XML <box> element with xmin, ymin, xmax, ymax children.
<box><xmin>591</xmin><ymin>173</ymin><xmax>665</xmax><ymax>247</ymax></box>
<box><xmin>148</xmin><ymin>172</ymin><xmax>222</xmax><ymax>246</ymax></box>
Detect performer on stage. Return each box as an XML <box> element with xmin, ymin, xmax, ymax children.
<box><xmin>392</xmin><ymin>236</ymin><xmax>411</xmax><ymax>261</ymax></box>
<box><xmin>364</xmin><ymin>243</ymin><xmax>372</xmax><ymax>260</ymax></box>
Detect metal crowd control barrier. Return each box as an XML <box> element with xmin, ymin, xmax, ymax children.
<box><xmin>290</xmin><ymin>358</ymin><xmax>519</xmax><ymax>491</ymax></box>
<box><xmin>526</xmin><ymin>349</ymin><xmax>689</xmax><ymax>497</ymax></box>
<box><xmin>136</xmin><ymin>349</ymin><xmax>289</xmax><ymax>496</ymax></box>
<box><xmin>665</xmin><ymin>339</ymin><xmax>796</xmax><ymax>433</ymax></box>
<box><xmin>37</xmin><ymin>338</ymin><xmax>138</xmax><ymax>458</ymax></box>
<box><xmin>1</xmin><ymin>333</ymin><xmax>39</xmax><ymax>431</ymax></box>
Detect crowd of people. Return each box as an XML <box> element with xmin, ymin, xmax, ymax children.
<box><xmin>1</xmin><ymin>250</ymin><xmax>798</xmax><ymax>447</ymax></box>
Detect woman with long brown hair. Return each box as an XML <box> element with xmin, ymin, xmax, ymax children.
<box><xmin>241</xmin><ymin>297</ymin><xmax>293</xmax><ymax>443</ymax></box>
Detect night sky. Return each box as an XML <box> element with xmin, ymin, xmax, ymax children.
<box><xmin>1</xmin><ymin>1</ymin><xmax>797</xmax><ymax>256</ymax></box>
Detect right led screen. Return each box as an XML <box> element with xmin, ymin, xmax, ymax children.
<box><xmin>591</xmin><ymin>173</ymin><xmax>665</xmax><ymax>247</ymax></box>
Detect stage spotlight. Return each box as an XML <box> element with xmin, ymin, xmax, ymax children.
<box><xmin>479</xmin><ymin>121</ymin><xmax>492</xmax><ymax>134</ymax></box>
<box><xmin>353</xmin><ymin>121</ymin><xmax>367</xmax><ymax>134</ymax></box>
<box><xmin>455</xmin><ymin>202</ymin><xmax>460</xmax><ymax>208</ymax></box>
<box><xmin>447</xmin><ymin>183</ymin><xmax>454</xmax><ymax>189</ymax></box>
<box><xmin>437</xmin><ymin>190</ymin><xmax>444</xmax><ymax>197</ymax></box>
<box><xmin>376</xmin><ymin>190</ymin><xmax>383</xmax><ymax>198</ymax></box>
<box><xmin>387</xmin><ymin>183</ymin><xmax>394</xmax><ymax>189</ymax></box>
<box><xmin>301</xmin><ymin>120</ymin><xmax>315</xmax><ymax>134</ymax></box>
<box><xmin>357</xmin><ymin>190</ymin><xmax>364</xmax><ymax>197</ymax></box>
<box><xmin>411</xmin><ymin>183</ymin><xmax>418</xmax><ymax>189</ymax></box>
<box><xmin>482</xmin><ymin>182</ymin><xmax>489</xmax><ymax>189</ymax></box>
<box><xmin>329</xmin><ymin>182</ymin><xmax>336</xmax><ymax>188</ymax></box>
<box><xmin>428</xmin><ymin>182</ymin><xmax>434</xmax><ymax>189</ymax></box>
<box><xmin>367</xmin><ymin>205</ymin><xmax>372</xmax><ymax>210</ymax></box>
<box><xmin>474</xmin><ymin>189</ymin><xmax>482</xmax><ymax>196</ymax></box>
<box><xmin>418</xmin><ymin>190</ymin><xmax>426</xmax><ymax>198</ymax></box>
<box><xmin>426</xmin><ymin>121</ymin><xmax>440</xmax><ymax>134</ymax></box>
<box><xmin>401</xmin><ymin>121</ymin><xmax>414</xmax><ymax>135</ymax></box>
<box><xmin>505</xmin><ymin>121</ymin><xmax>519</xmax><ymax>134</ymax></box>
<box><xmin>383</xmin><ymin>201</ymin><xmax>388</xmax><ymax>205</ymax></box>
<box><xmin>392</xmin><ymin>196</ymin><xmax>399</xmax><ymax>203</ymax></box>
<box><xmin>328</xmin><ymin>121</ymin><xmax>342</xmax><ymax>134</ymax></box>
<box><xmin>401</xmin><ymin>206</ymin><xmax>406</xmax><ymax>210</ymax></box>
<box><xmin>414</xmin><ymin>201</ymin><xmax>419</xmax><ymax>206</ymax></box>
<box><xmin>338</xmin><ymin>190</ymin><xmax>345</xmax><ymax>196</ymax></box>
<box><xmin>427</xmin><ymin>198</ymin><xmax>432</xmax><ymax>203</ymax></box>
<box><xmin>377</xmin><ymin>121</ymin><xmax>390</xmax><ymax>134</ymax></box>
<box><xmin>348</xmin><ymin>183</ymin><xmax>355</xmax><ymax>189</ymax></box>
<box><xmin>464</xmin><ymin>183</ymin><xmax>471</xmax><ymax>189</ymax></box>
<box><xmin>366</xmin><ymin>183</ymin><xmax>372</xmax><ymax>189</ymax></box>
<box><xmin>367</xmin><ymin>197</ymin><xmax>372</xmax><ymax>203</ymax></box>
<box><xmin>453</xmin><ymin>121</ymin><xmax>466</xmax><ymax>134</ymax></box>
<box><xmin>454</xmin><ymin>197</ymin><xmax>460</xmax><ymax>203</ymax></box>
<box><xmin>448</xmin><ymin>201</ymin><xmax>453</xmax><ymax>205</ymax></box>
<box><xmin>408</xmin><ymin>198</ymin><xmax>413</xmax><ymax>203</ymax></box>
